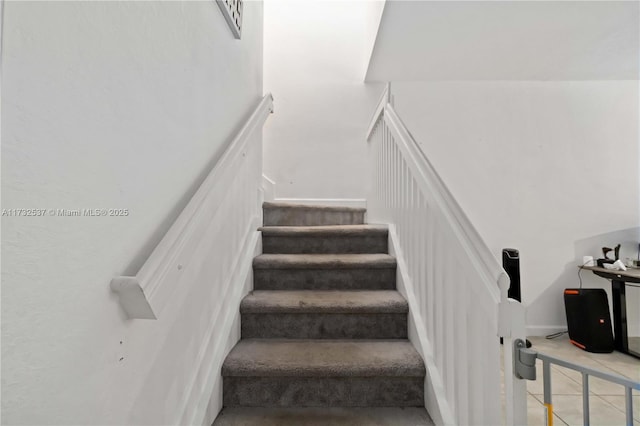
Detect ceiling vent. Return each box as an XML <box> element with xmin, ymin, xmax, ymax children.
<box><xmin>217</xmin><ymin>0</ymin><xmax>243</xmax><ymax>39</ymax></box>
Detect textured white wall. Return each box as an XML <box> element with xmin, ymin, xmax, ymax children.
<box><xmin>263</xmin><ymin>0</ymin><xmax>384</xmax><ymax>201</ymax></box>
<box><xmin>390</xmin><ymin>81</ymin><xmax>639</xmax><ymax>334</ymax></box>
<box><xmin>1</xmin><ymin>1</ymin><xmax>263</xmax><ymax>424</ymax></box>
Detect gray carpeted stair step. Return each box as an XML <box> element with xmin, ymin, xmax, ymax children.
<box><xmin>253</xmin><ymin>254</ymin><xmax>397</xmax><ymax>290</ymax></box>
<box><xmin>240</xmin><ymin>290</ymin><xmax>408</xmax><ymax>339</ymax></box>
<box><xmin>213</xmin><ymin>202</ymin><xmax>430</xmax><ymax>423</ymax></box>
<box><xmin>213</xmin><ymin>407</ymin><xmax>434</xmax><ymax>426</ymax></box>
<box><xmin>222</xmin><ymin>339</ymin><xmax>425</xmax><ymax>407</ymax></box>
<box><xmin>260</xmin><ymin>225</ymin><xmax>388</xmax><ymax>254</ymax></box>
<box><xmin>263</xmin><ymin>202</ymin><xmax>366</xmax><ymax>226</ymax></box>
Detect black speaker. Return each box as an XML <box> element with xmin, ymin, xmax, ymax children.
<box><xmin>564</xmin><ymin>289</ymin><xmax>614</xmax><ymax>353</ymax></box>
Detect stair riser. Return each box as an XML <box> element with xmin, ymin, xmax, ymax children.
<box><xmin>223</xmin><ymin>376</ymin><xmax>424</xmax><ymax>407</ymax></box>
<box><xmin>264</xmin><ymin>210</ymin><xmax>365</xmax><ymax>227</ymax></box>
<box><xmin>253</xmin><ymin>269</ymin><xmax>396</xmax><ymax>290</ymax></box>
<box><xmin>262</xmin><ymin>236</ymin><xmax>388</xmax><ymax>254</ymax></box>
<box><xmin>241</xmin><ymin>313</ymin><xmax>407</xmax><ymax>339</ymax></box>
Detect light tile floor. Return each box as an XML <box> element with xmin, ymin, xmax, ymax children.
<box><xmin>522</xmin><ymin>335</ymin><xmax>639</xmax><ymax>425</ymax></box>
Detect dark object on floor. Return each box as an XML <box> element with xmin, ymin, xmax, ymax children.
<box><xmin>564</xmin><ymin>288</ymin><xmax>614</xmax><ymax>353</ymax></box>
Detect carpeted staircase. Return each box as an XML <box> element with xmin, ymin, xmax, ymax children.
<box><xmin>213</xmin><ymin>202</ymin><xmax>432</xmax><ymax>425</ymax></box>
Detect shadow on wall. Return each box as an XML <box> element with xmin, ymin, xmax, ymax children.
<box><xmin>526</xmin><ymin>227</ymin><xmax>640</xmax><ymax>335</ymax></box>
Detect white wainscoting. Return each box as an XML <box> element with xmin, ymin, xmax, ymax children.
<box><xmin>187</xmin><ymin>230</ymin><xmax>262</xmax><ymax>426</ymax></box>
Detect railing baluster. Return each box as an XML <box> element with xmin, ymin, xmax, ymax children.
<box><xmin>387</xmin><ymin>128</ymin><xmax>392</xmax><ymax>211</ymax></box>
<box><xmin>468</xmin><ymin>307</ymin><xmax>481</xmax><ymax>421</ymax></box>
<box><xmin>385</xmin><ymin>125</ymin><xmax>390</xmax><ymax>209</ymax></box>
<box><xmin>377</xmin><ymin>129</ymin><xmax>382</xmax><ymax>210</ymax></box>
<box><xmin>396</xmin><ymin>144</ymin><xmax>401</xmax><ymax>214</ymax></box>
<box><xmin>383</xmin><ymin>125</ymin><xmax>387</xmax><ymax>209</ymax></box>
<box><xmin>380</xmin><ymin>130</ymin><xmax>384</xmax><ymax>209</ymax></box>
<box><xmin>388</xmin><ymin>126</ymin><xmax>392</xmax><ymax>211</ymax></box>
<box><xmin>582</xmin><ymin>373</ymin><xmax>590</xmax><ymax>426</ymax></box>
<box><xmin>426</xmin><ymin>201</ymin><xmax>435</xmax><ymax>342</ymax></box>
<box><xmin>398</xmin><ymin>158</ymin><xmax>404</xmax><ymax>247</ymax></box>
<box><xmin>410</xmin><ymin>177</ymin><xmax>417</xmax><ymax>296</ymax></box>
<box><xmin>403</xmin><ymin>160</ymin><xmax>409</xmax><ymax>255</ymax></box>
<box><xmin>435</xmin><ymin>213</ymin><xmax>442</xmax><ymax>361</ymax></box>
<box><xmin>392</xmin><ymin>140</ymin><xmax>396</xmax><ymax>211</ymax></box>
<box><xmin>418</xmin><ymin>192</ymin><xmax>427</xmax><ymax>322</ymax></box>
<box><xmin>390</xmin><ymin>135</ymin><xmax>395</xmax><ymax>210</ymax></box>
<box><xmin>445</xmin><ymin>252</ymin><xmax>455</xmax><ymax>407</ymax></box>
<box><xmin>401</xmin><ymin>159</ymin><xmax>407</xmax><ymax>254</ymax></box>
<box><xmin>625</xmin><ymin>386</ymin><xmax>633</xmax><ymax>426</ymax></box>
<box><xmin>388</xmin><ymin>135</ymin><xmax>393</xmax><ymax>210</ymax></box>
<box><xmin>380</xmin><ymin>125</ymin><xmax>384</xmax><ymax>208</ymax></box>
<box><xmin>456</xmin><ymin>277</ymin><xmax>469</xmax><ymax>425</ymax></box>
<box><xmin>543</xmin><ymin>360</ymin><xmax>553</xmax><ymax>426</ymax></box>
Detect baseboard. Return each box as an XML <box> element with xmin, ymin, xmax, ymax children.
<box><xmin>387</xmin><ymin>225</ymin><xmax>456</xmax><ymax>426</ymax></box>
<box><xmin>176</xmin><ymin>218</ymin><xmax>262</xmax><ymax>426</ymax></box>
<box><xmin>273</xmin><ymin>198</ymin><xmax>367</xmax><ymax>209</ymax></box>
<box><xmin>526</xmin><ymin>325</ymin><xmax>567</xmax><ymax>337</ymax></box>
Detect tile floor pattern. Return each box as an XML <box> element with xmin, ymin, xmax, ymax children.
<box><xmin>517</xmin><ymin>335</ymin><xmax>639</xmax><ymax>425</ymax></box>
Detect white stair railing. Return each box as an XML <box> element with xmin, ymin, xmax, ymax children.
<box><xmin>366</xmin><ymin>84</ymin><xmax>527</xmax><ymax>425</ymax></box>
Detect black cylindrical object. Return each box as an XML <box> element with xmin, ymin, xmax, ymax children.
<box><xmin>500</xmin><ymin>248</ymin><xmax>530</xmax><ymax>347</ymax></box>
<box><xmin>502</xmin><ymin>248</ymin><xmax>521</xmax><ymax>302</ymax></box>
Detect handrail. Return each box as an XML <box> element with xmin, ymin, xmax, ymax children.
<box><xmin>110</xmin><ymin>94</ymin><xmax>274</xmax><ymax>319</ymax></box>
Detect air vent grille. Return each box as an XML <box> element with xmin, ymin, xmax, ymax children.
<box><xmin>217</xmin><ymin>0</ymin><xmax>243</xmax><ymax>39</ymax></box>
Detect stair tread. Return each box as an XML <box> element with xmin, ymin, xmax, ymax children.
<box><xmin>263</xmin><ymin>202</ymin><xmax>366</xmax><ymax>213</ymax></box>
<box><xmin>241</xmin><ymin>290</ymin><xmax>407</xmax><ymax>314</ymax></box>
<box><xmin>253</xmin><ymin>253</ymin><xmax>396</xmax><ymax>269</ymax></box>
<box><xmin>259</xmin><ymin>224</ymin><xmax>387</xmax><ymax>236</ymax></box>
<box><xmin>213</xmin><ymin>407</ymin><xmax>434</xmax><ymax>426</ymax></box>
<box><xmin>222</xmin><ymin>339</ymin><xmax>425</xmax><ymax>377</ymax></box>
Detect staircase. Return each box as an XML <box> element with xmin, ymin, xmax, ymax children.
<box><xmin>213</xmin><ymin>202</ymin><xmax>432</xmax><ymax>425</ymax></box>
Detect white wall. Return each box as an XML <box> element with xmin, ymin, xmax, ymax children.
<box><xmin>367</xmin><ymin>1</ymin><xmax>639</xmax><ymax>81</ymax></box>
<box><xmin>363</xmin><ymin>1</ymin><xmax>385</xmax><ymax>79</ymax></box>
<box><xmin>1</xmin><ymin>1</ymin><xmax>263</xmax><ymax>424</ymax></box>
<box><xmin>390</xmin><ymin>81</ymin><xmax>639</xmax><ymax>334</ymax></box>
<box><xmin>263</xmin><ymin>0</ymin><xmax>384</xmax><ymax>201</ymax></box>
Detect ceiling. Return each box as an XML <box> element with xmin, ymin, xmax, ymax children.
<box><xmin>366</xmin><ymin>1</ymin><xmax>640</xmax><ymax>81</ymax></box>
